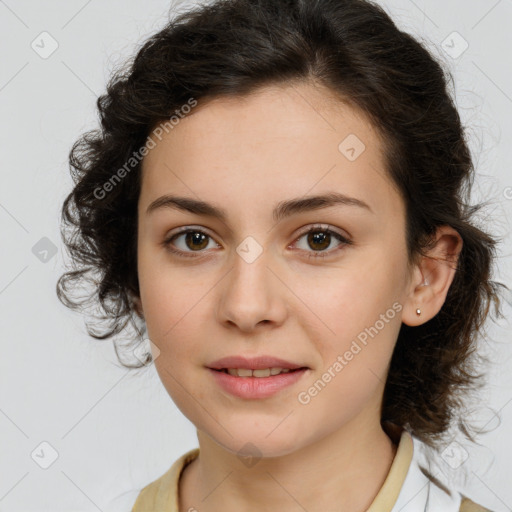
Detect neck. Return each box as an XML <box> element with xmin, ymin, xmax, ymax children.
<box><xmin>179</xmin><ymin>419</ymin><xmax>400</xmax><ymax>512</ymax></box>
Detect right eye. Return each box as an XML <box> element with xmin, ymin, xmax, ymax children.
<box><xmin>162</xmin><ymin>227</ymin><xmax>221</xmax><ymax>258</ymax></box>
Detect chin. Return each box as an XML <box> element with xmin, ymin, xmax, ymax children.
<box><xmin>205</xmin><ymin>421</ymin><xmax>308</xmax><ymax>459</ymax></box>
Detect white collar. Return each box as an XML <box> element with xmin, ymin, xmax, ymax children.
<box><xmin>391</xmin><ymin>432</ymin><xmax>462</xmax><ymax>512</ymax></box>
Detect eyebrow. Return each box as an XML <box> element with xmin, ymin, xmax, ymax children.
<box><xmin>146</xmin><ymin>192</ymin><xmax>373</xmax><ymax>223</ymax></box>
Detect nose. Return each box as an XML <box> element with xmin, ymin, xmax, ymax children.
<box><xmin>215</xmin><ymin>247</ymin><xmax>288</xmax><ymax>333</ymax></box>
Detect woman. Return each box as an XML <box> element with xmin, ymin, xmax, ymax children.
<box><xmin>57</xmin><ymin>0</ymin><xmax>505</xmax><ymax>510</ymax></box>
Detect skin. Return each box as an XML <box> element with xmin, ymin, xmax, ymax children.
<box><xmin>135</xmin><ymin>81</ymin><xmax>463</xmax><ymax>511</ymax></box>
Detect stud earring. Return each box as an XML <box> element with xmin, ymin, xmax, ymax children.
<box><xmin>416</xmin><ymin>308</ymin><xmax>422</xmax><ymax>316</ymax></box>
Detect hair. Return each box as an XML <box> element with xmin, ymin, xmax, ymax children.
<box><xmin>57</xmin><ymin>0</ymin><xmax>506</xmax><ymax>455</ymax></box>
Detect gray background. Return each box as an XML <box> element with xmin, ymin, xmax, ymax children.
<box><xmin>1</xmin><ymin>0</ymin><xmax>511</xmax><ymax>510</ymax></box>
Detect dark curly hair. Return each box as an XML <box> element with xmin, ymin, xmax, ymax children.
<box><xmin>57</xmin><ymin>0</ymin><xmax>506</xmax><ymax>454</ymax></box>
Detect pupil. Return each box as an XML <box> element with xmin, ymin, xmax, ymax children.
<box><xmin>186</xmin><ymin>232</ymin><xmax>208</xmax><ymax>250</ymax></box>
<box><xmin>309</xmin><ymin>231</ymin><xmax>330</xmax><ymax>250</ymax></box>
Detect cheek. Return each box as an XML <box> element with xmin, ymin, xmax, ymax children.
<box><xmin>295</xmin><ymin>284</ymin><xmax>402</xmax><ymax>426</ymax></box>
<box><xmin>143</xmin><ymin>278</ymin><xmax>211</xmax><ymax>410</ymax></box>
<box><xmin>138</xmin><ymin>250</ymin><xmax>208</xmax><ymax>338</ymax></box>
<box><xmin>142</xmin><ymin>288</ymin><xmax>205</xmax><ymax>360</ymax></box>
<box><xmin>137</xmin><ymin>267</ymin><xmax>209</xmax><ymax>401</ymax></box>
<box><xmin>291</xmin><ymin>260</ymin><xmax>403</xmax><ymax>379</ymax></box>
<box><xmin>294</xmin><ymin>266</ymin><xmax>401</xmax><ymax>335</ymax></box>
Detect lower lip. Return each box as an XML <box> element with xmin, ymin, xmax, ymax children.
<box><xmin>208</xmin><ymin>368</ymin><xmax>309</xmax><ymax>399</ymax></box>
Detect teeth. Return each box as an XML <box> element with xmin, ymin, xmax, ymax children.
<box><xmin>225</xmin><ymin>367</ymin><xmax>293</xmax><ymax>377</ymax></box>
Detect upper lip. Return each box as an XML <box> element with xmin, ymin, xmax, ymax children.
<box><xmin>207</xmin><ymin>355</ymin><xmax>307</xmax><ymax>371</ymax></box>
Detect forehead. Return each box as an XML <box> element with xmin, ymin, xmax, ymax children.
<box><xmin>147</xmin><ymin>82</ymin><xmax>383</xmax><ymax>157</ymax></box>
<box><xmin>139</xmin><ymin>82</ymin><xmax>403</xmax><ymax>224</ymax></box>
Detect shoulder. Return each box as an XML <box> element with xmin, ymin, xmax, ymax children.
<box><xmin>391</xmin><ymin>430</ymin><xmax>494</xmax><ymax>512</ymax></box>
<box><xmin>417</xmin><ymin>455</ymin><xmax>494</xmax><ymax>512</ymax></box>
<box><xmin>131</xmin><ymin>448</ymin><xmax>199</xmax><ymax>512</ymax></box>
<box><xmin>409</xmin><ymin>465</ymin><xmax>494</xmax><ymax>512</ymax></box>
<box><xmin>459</xmin><ymin>496</ymin><xmax>494</xmax><ymax>512</ymax></box>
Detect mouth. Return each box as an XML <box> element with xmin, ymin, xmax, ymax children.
<box><xmin>212</xmin><ymin>367</ymin><xmax>309</xmax><ymax>377</ymax></box>
<box><xmin>207</xmin><ymin>354</ymin><xmax>309</xmax><ymax>373</ymax></box>
<box><xmin>207</xmin><ymin>366</ymin><xmax>310</xmax><ymax>399</ymax></box>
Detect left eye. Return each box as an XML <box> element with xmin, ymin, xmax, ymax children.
<box><xmin>292</xmin><ymin>225</ymin><xmax>352</xmax><ymax>259</ymax></box>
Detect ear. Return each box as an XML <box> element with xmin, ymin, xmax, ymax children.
<box><xmin>402</xmin><ymin>225</ymin><xmax>463</xmax><ymax>326</ymax></box>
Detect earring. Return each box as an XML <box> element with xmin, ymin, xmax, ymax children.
<box><xmin>416</xmin><ymin>308</ymin><xmax>422</xmax><ymax>316</ymax></box>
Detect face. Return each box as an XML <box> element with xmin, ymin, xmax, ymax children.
<box><xmin>136</xmin><ymin>82</ymin><xmax>414</xmax><ymax>458</ymax></box>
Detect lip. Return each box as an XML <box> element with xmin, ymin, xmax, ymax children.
<box><xmin>208</xmin><ymin>367</ymin><xmax>309</xmax><ymax>399</ymax></box>
<box><xmin>207</xmin><ymin>355</ymin><xmax>307</xmax><ymax>371</ymax></box>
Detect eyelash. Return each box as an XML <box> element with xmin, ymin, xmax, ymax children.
<box><xmin>162</xmin><ymin>224</ymin><xmax>353</xmax><ymax>260</ymax></box>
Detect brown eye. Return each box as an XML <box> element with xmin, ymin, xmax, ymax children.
<box><xmin>163</xmin><ymin>228</ymin><xmax>219</xmax><ymax>257</ymax></box>
<box><xmin>293</xmin><ymin>225</ymin><xmax>353</xmax><ymax>259</ymax></box>
<box><xmin>306</xmin><ymin>230</ymin><xmax>331</xmax><ymax>251</ymax></box>
<box><xmin>183</xmin><ymin>231</ymin><xmax>209</xmax><ymax>251</ymax></box>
